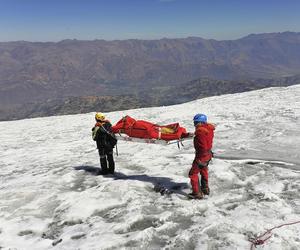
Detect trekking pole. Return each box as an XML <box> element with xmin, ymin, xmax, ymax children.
<box><xmin>115</xmin><ymin>143</ymin><xmax>119</xmax><ymax>156</ymax></box>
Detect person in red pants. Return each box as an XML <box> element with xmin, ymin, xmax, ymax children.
<box><xmin>188</xmin><ymin>114</ymin><xmax>215</xmax><ymax>199</ymax></box>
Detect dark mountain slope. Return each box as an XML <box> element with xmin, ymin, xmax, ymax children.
<box><xmin>1</xmin><ymin>32</ymin><xmax>300</xmax><ymax>108</ymax></box>
<box><xmin>1</xmin><ymin>75</ymin><xmax>299</xmax><ymax>121</ymax></box>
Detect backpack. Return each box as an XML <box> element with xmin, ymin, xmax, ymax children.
<box><xmin>92</xmin><ymin>124</ymin><xmax>117</xmax><ymax>147</ymax></box>
<box><xmin>107</xmin><ymin>133</ymin><xmax>117</xmax><ymax>147</ymax></box>
<box><xmin>92</xmin><ymin>126</ymin><xmax>99</xmax><ymax>141</ymax></box>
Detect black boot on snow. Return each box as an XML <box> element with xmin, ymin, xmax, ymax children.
<box><xmin>202</xmin><ymin>187</ymin><xmax>210</xmax><ymax>195</ymax></box>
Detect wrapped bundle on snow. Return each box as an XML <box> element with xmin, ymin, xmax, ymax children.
<box><xmin>112</xmin><ymin>115</ymin><xmax>190</xmax><ymax>141</ymax></box>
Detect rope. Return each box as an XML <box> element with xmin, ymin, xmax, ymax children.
<box><xmin>249</xmin><ymin>220</ymin><xmax>300</xmax><ymax>249</ymax></box>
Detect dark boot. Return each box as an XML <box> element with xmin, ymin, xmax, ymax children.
<box><xmin>188</xmin><ymin>191</ymin><xmax>204</xmax><ymax>199</ymax></box>
<box><xmin>202</xmin><ymin>187</ymin><xmax>210</xmax><ymax>195</ymax></box>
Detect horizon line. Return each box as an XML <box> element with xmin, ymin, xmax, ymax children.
<box><xmin>0</xmin><ymin>31</ymin><xmax>299</xmax><ymax>44</ymax></box>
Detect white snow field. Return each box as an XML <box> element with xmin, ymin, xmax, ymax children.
<box><xmin>1</xmin><ymin>85</ymin><xmax>300</xmax><ymax>250</ymax></box>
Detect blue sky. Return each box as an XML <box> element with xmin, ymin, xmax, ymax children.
<box><xmin>0</xmin><ymin>0</ymin><xmax>299</xmax><ymax>41</ymax></box>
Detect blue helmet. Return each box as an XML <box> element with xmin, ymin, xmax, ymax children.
<box><xmin>193</xmin><ymin>113</ymin><xmax>207</xmax><ymax>125</ymax></box>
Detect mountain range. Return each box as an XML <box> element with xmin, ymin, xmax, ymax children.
<box><xmin>1</xmin><ymin>74</ymin><xmax>300</xmax><ymax>121</ymax></box>
<box><xmin>1</xmin><ymin>31</ymin><xmax>300</xmax><ymax>120</ymax></box>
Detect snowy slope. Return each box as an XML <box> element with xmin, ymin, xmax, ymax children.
<box><xmin>0</xmin><ymin>85</ymin><xmax>300</xmax><ymax>250</ymax></box>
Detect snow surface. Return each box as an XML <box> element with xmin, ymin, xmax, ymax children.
<box><xmin>0</xmin><ymin>85</ymin><xmax>300</xmax><ymax>250</ymax></box>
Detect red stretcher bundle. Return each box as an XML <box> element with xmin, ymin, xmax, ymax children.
<box><xmin>111</xmin><ymin>115</ymin><xmax>190</xmax><ymax>141</ymax></box>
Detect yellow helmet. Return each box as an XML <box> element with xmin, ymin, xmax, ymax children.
<box><xmin>95</xmin><ymin>112</ymin><xmax>105</xmax><ymax>121</ymax></box>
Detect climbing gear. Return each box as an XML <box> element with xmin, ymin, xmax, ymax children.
<box><xmin>95</xmin><ymin>112</ymin><xmax>105</xmax><ymax>121</ymax></box>
<box><xmin>197</xmin><ymin>160</ymin><xmax>210</xmax><ymax>168</ymax></box>
<box><xmin>154</xmin><ymin>184</ymin><xmax>173</xmax><ymax>195</ymax></box>
<box><xmin>249</xmin><ymin>220</ymin><xmax>300</xmax><ymax>250</ymax></box>
<box><xmin>99</xmin><ymin>123</ymin><xmax>117</xmax><ymax>147</ymax></box>
<box><xmin>115</xmin><ymin>133</ymin><xmax>193</xmax><ymax>146</ymax></box>
<box><xmin>115</xmin><ymin>143</ymin><xmax>119</xmax><ymax>156</ymax></box>
<box><xmin>193</xmin><ymin>113</ymin><xmax>207</xmax><ymax>125</ymax></box>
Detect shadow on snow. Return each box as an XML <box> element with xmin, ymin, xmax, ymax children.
<box><xmin>73</xmin><ymin>165</ymin><xmax>189</xmax><ymax>196</ymax></box>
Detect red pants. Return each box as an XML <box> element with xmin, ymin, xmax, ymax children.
<box><xmin>189</xmin><ymin>161</ymin><xmax>209</xmax><ymax>193</ymax></box>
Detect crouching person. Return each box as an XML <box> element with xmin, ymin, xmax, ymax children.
<box><xmin>188</xmin><ymin>114</ymin><xmax>215</xmax><ymax>199</ymax></box>
<box><xmin>92</xmin><ymin>112</ymin><xmax>117</xmax><ymax>175</ymax></box>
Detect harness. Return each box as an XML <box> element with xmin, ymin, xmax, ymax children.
<box><xmin>196</xmin><ymin>150</ymin><xmax>214</xmax><ymax>168</ymax></box>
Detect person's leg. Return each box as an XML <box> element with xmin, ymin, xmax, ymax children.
<box><xmin>98</xmin><ymin>148</ymin><xmax>108</xmax><ymax>174</ymax></box>
<box><xmin>200</xmin><ymin>166</ymin><xmax>209</xmax><ymax>195</ymax></box>
<box><xmin>106</xmin><ymin>149</ymin><xmax>115</xmax><ymax>174</ymax></box>
<box><xmin>189</xmin><ymin>162</ymin><xmax>201</xmax><ymax>194</ymax></box>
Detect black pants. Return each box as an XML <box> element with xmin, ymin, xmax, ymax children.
<box><xmin>98</xmin><ymin>148</ymin><xmax>115</xmax><ymax>174</ymax></box>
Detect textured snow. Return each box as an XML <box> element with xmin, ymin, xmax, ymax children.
<box><xmin>0</xmin><ymin>85</ymin><xmax>300</xmax><ymax>250</ymax></box>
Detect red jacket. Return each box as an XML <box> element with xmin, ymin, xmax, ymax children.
<box><xmin>194</xmin><ymin>123</ymin><xmax>215</xmax><ymax>163</ymax></box>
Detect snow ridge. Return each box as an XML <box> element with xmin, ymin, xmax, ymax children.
<box><xmin>0</xmin><ymin>85</ymin><xmax>300</xmax><ymax>249</ymax></box>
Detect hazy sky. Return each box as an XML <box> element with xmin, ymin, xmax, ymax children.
<box><xmin>0</xmin><ymin>0</ymin><xmax>299</xmax><ymax>42</ymax></box>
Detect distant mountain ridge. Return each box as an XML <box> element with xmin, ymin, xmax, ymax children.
<box><xmin>1</xmin><ymin>31</ymin><xmax>300</xmax><ymax>120</ymax></box>
<box><xmin>1</xmin><ymin>75</ymin><xmax>299</xmax><ymax>121</ymax></box>
<box><xmin>1</xmin><ymin>32</ymin><xmax>300</xmax><ymax>107</ymax></box>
